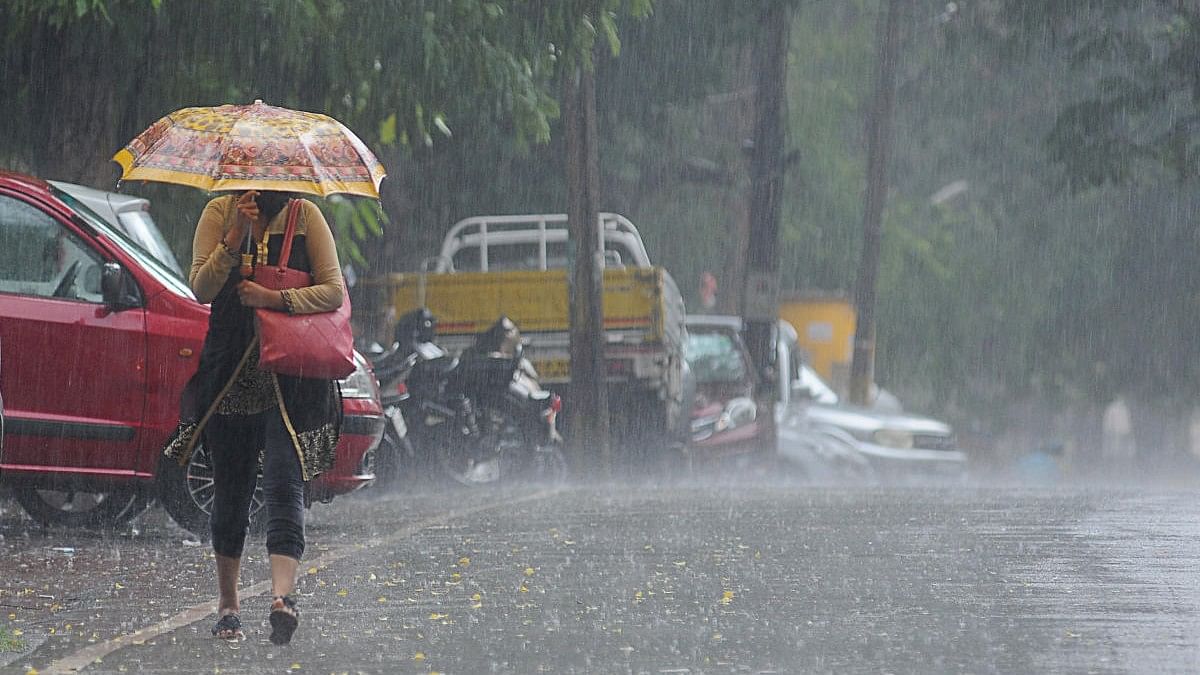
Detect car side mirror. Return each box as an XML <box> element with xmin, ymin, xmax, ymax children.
<box><xmin>101</xmin><ymin>262</ymin><xmax>142</xmax><ymax>311</ymax></box>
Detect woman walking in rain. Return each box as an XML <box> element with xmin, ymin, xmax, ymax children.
<box><xmin>164</xmin><ymin>189</ymin><xmax>345</xmax><ymax>644</ymax></box>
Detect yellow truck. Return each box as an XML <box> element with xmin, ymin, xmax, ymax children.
<box><xmin>386</xmin><ymin>213</ymin><xmax>688</xmax><ymax>448</ymax></box>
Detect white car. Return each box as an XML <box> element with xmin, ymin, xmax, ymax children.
<box><xmin>775</xmin><ymin>320</ymin><xmax>966</xmax><ymax>478</ymax></box>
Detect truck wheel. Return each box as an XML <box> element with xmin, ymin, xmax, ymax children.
<box><xmin>157</xmin><ymin>442</ymin><xmax>266</xmax><ymax>538</ymax></box>
<box><xmin>13</xmin><ymin>484</ymin><xmax>151</xmax><ymax>529</ymax></box>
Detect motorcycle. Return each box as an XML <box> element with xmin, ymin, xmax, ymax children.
<box><xmin>403</xmin><ymin>315</ymin><xmax>567</xmax><ymax>487</ymax></box>
<box><xmin>366</xmin><ymin>308</ymin><xmax>444</xmax><ymax>489</ymax></box>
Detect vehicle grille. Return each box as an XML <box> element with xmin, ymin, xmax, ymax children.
<box><xmin>913</xmin><ymin>434</ymin><xmax>957</xmax><ymax>451</ymax></box>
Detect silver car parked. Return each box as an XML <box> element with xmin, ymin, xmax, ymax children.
<box><xmin>49</xmin><ymin>180</ymin><xmax>185</xmax><ymax>278</ymax></box>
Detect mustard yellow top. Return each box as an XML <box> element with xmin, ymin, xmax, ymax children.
<box><xmin>189</xmin><ymin>195</ymin><xmax>344</xmax><ymax>314</ymax></box>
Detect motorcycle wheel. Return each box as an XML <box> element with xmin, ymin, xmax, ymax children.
<box><xmin>371</xmin><ymin>428</ymin><xmax>410</xmax><ymax>491</ymax></box>
<box><xmin>14</xmin><ymin>483</ymin><xmax>152</xmax><ymax>529</ymax></box>
<box><xmin>516</xmin><ymin>442</ymin><xmax>568</xmax><ymax>486</ymax></box>
<box><xmin>157</xmin><ymin>442</ymin><xmax>266</xmax><ymax>538</ymax></box>
<box><xmin>438</xmin><ymin>407</ymin><xmax>569</xmax><ymax>487</ymax></box>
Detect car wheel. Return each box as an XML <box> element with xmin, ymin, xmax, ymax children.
<box><xmin>13</xmin><ymin>483</ymin><xmax>152</xmax><ymax>529</ymax></box>
<box><xmin>157</xmin><ymin>442</ymin><xmax>266</xmax><ymax>538</ymax></box>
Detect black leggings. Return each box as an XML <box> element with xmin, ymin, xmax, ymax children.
<box><xmin>207</xmin><ymin>409</ymin><xmax>306</xmax><ymax>560</ymax></box>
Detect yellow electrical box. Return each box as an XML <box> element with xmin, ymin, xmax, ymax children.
<box><xmin>778</xmin><ymin>292</ymin><xmax>856</xmax><ymax>396</ymax></box>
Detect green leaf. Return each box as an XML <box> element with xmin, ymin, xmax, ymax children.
<box><xmin>379</xmin><ymin>112</ymin><xmax>397</xmax><ymax>146</ymax></box>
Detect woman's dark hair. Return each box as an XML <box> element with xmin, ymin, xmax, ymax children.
<box><xmin>254</xmin><ymin>191</ymin><xmax>294</xmax><ymax>221</ymax></box>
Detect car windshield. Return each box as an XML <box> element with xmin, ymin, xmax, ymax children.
<box><xmin>685</xmin><ymin>330</ymin><xmax>747</xmax><ymax>384</ymax></box>
<box><xmin>52</xmin><ymin>187</ymin><xmax>195</xmax><ymax>300</ymax></box>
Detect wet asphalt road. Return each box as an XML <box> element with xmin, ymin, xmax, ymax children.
<box><xmin>3</xmin><ymin>474</ymin><xmax>1200</xmax><ymax>674</ymax></box>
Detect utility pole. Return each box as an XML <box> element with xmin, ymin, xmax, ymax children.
<box><xmin>850</xmin><ymin>0</ymin><xmax>905</xmax><ymax>406</ymax></box>
<box><xmin>564</xmin><ymin>53</ymin><xmax>611</xmax><ymax>475</ymax></box>
<box><xmin>742</xmin><ymin>0</ymin><xmax>790</xmax><ymax>379</ymax></box>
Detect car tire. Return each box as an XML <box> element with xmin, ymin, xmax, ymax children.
<box><xmin>157</xmin><ymin>442</ymin><xmax>267</xmax><ymax>539</ymax></box>
<box><xmin>13</xmin><ymin>483</ymin><xmax>152</xmax><ymax>529</ymax></box>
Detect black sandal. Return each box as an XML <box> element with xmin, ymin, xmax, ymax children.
<box><xmin>268</xmin><ymin>595</ymin><xmax>299</xmax><ymax>645</ymax></box>
<box><xmin>211</xmin><ymin>612</ymin><xmax>243</xmax><ymax>640</ymax></box>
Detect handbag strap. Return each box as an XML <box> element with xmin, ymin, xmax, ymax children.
<box><xmin>274</xmin><ymin>199</ymin><xmax>300</xmax><ymax>269</ymax></box>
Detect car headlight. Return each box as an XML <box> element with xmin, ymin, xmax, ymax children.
<box><xmin>339</xmin><ymin>353</ymin><xmax>379</xmax><ymax>399</ymax></box>
<box><xmin>872</xmin><ymin>428</ymin><xmax>914</xmax><ymax>449</ymax></box>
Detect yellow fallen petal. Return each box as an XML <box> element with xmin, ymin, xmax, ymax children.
<box><xmin>720</xmin><ymin>591</ymin><xmax>734</xmax><ymax>605</ymax></box>
<box><xmin>378</xmin><ymin>597</ymin><xmax>388</xmax><ymax>603</ymax></box>
<box><xmin>413</xmin><ymin>652</ymin><xmax>426</xmax><ymax>662</ymax></box>
<box><xmin>458</xmin><ymin>557</ymin><xmax>470</xmax><ymax>566</ymax></box>
<box><xmin>471</xmin><ymin>593</ymin><xmax>482</xmax><ymax>602</ymax></box>
<box><xmin>519</xmin><ymin>585</ymin><xmax>529</xmax><ymax>593</ymax></box>
<box><xmin>289</xmin><ymin>664</ymin><xmax>301</xmax><ymax>671</ymax></box>
<box><xmin>524</xmin><ymin>567</ymin><xmax>535</xmax><ymax>577</ymax></box>
<box><xmin>428</xmin><ymin>613</ymin><xmax>447</xmax><ymax>620</ymax></box>
<box><xmin>113</xmin><ymin>583</ymin><xmax>125</xmax><ymax>590</ymax></box>
<box><xmin>337</xmin><ymin>589</ymin><xmax>348</xmax><ymax>597</ymax></box>
<box><xmin>306</xmin><ymin>567</ymin><xmax>319</xmax><ymax>575</ymax></box>
<box><xmin>368</xmin><ymin>573</ymin><xmax>377</xmax><ymax>581</ymax></box>
<box><xmin>12</xmin><ymin>629</ymin><xmax>23</xmax><ymax>636</ymax></box>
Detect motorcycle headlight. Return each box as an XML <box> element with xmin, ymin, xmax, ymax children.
<box><xmin>872</xmin><ymin>428</ymin><xmax>914</xmax><ymax>449</ymax></box>
<box><xmin>339</xmin><ymin>353</ymin><xmax>380</xmax><ymax>399</ymax></box>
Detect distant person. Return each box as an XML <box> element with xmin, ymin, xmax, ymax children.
<box><xmin>163</xmin><ymin>190</ymin><xmax>346</xmax><ymax>644</ymax></box>
<box><xmin>1102</xmin><ymin>397</ymin><xmax>1135</xmax><ymax>460</ymax></box>
<box><xmin>699</xmin><ymin>271</ymin><xmax>718</xmax><ymax>311</ymax></box>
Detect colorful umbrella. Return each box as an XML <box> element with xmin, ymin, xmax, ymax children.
<box><xmin>113</xmin><ymin>100</ymin><xmax>386</xmax><ymax>199</ymax></box>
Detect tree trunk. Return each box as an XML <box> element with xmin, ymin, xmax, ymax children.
<box><xmin>741</xmin><ymin>0</ymin><xmax>790</xmax><ymax>371</ymax></box>
<box><xmin>564</xmin><ymin>57</ymin><xmax>611</xmax><ymax>475</ymax></box>
<box><xmin>850</xmin><ymin>0</ymin><xmax>905</xmax><ymax>406</ymax></box>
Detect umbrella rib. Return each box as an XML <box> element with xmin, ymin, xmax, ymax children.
<box><xmin>295</xmin><ymin>129</ymin><xmax>332</xmax><ymax>197</ymax></box>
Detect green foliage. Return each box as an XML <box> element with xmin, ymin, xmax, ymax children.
<box><xmin>7</xmin><ymin>0</ymin><xmax>1196</xmax><ymax>422</ymax></box>
<box><xmin>989</xmin><ymin>0</ymin><xmax>1200</xmax><ymax>189</ymax></box>
<box><xmin>0</xmin><ymin>0</ymin><xmax>652</xmax><ymax>271</ymax></box>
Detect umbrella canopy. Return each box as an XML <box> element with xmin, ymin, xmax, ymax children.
<box><xmin>113</xmin><ymin>100</ymin><xmax>386</xmax><ymax>199</ymax></box>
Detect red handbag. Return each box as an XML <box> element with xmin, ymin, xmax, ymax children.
<box><xmin>253</xmin><ymin>200</ymin><xmax>356</xmax><ymax>380</ymax></box>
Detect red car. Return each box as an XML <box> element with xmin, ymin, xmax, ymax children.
<box><xmin>0</xmin><ymin>170</ymin><xmax>381</xmax><ymax>534</ymax></box>
<box><xmin>684</xmin><ymin>315</ymin><xmax>766</xmax><ymax>459</ymax></box>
